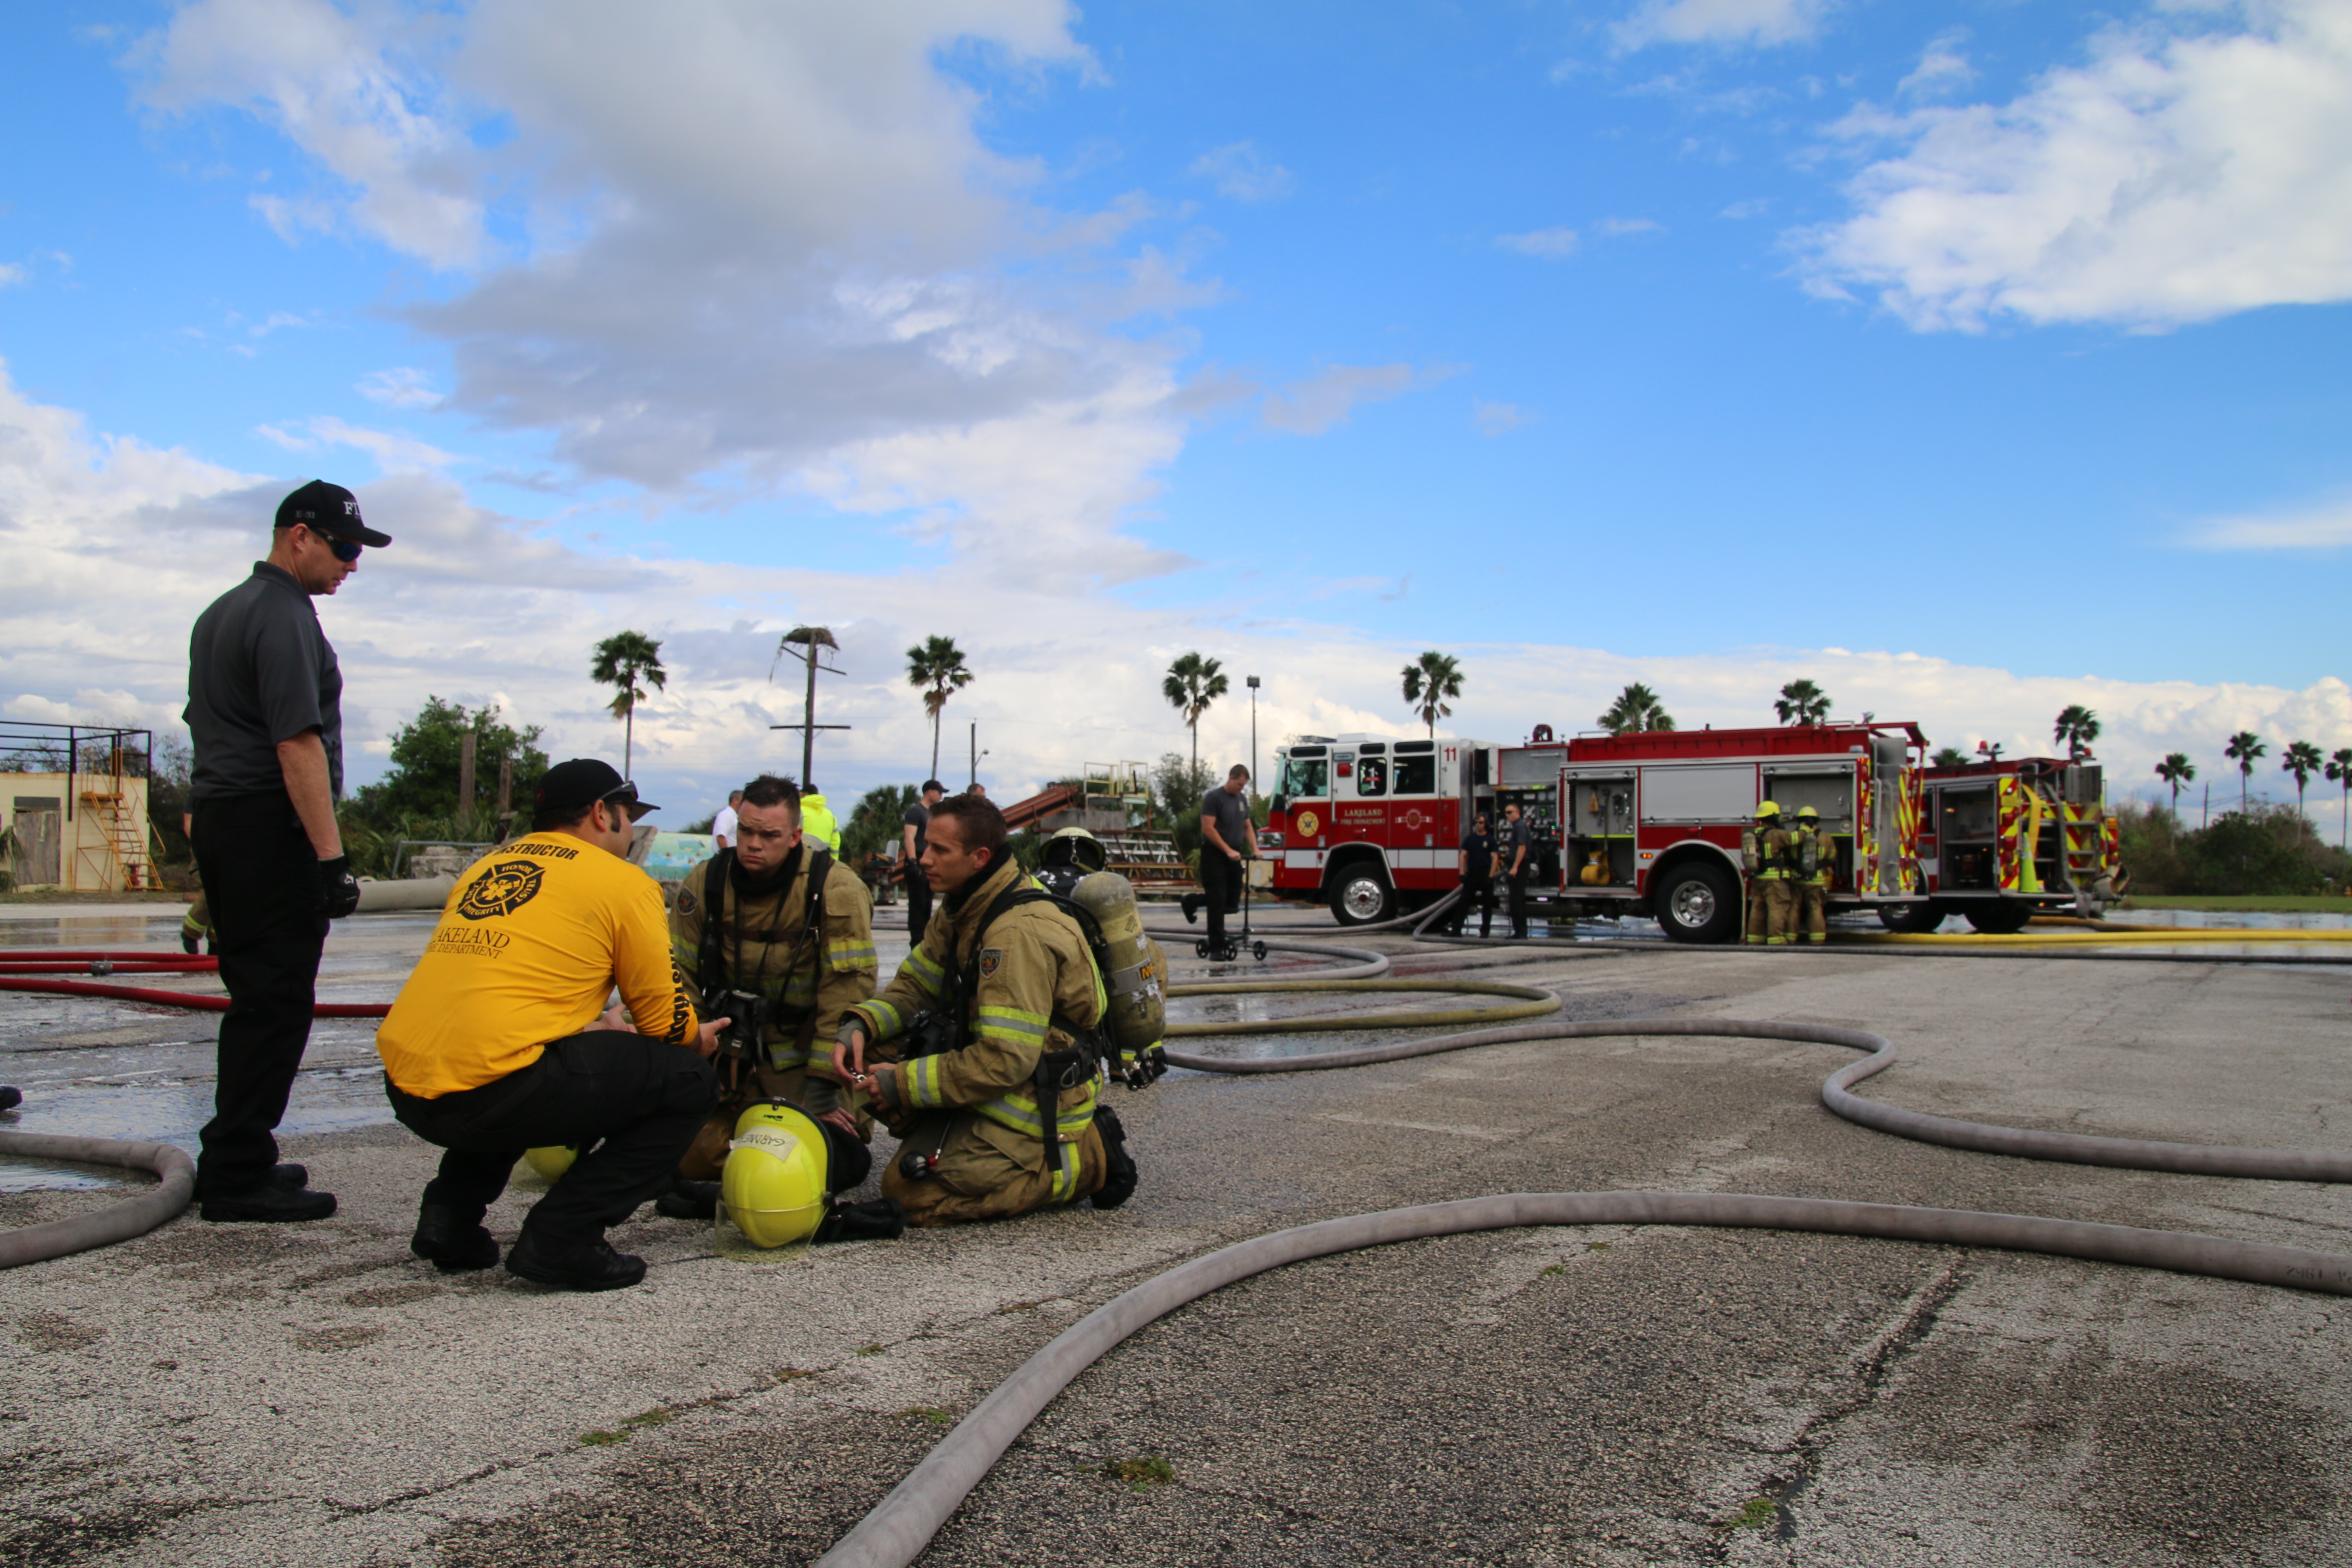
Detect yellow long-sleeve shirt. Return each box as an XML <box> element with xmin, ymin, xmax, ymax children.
<box><xmin>377</xmin><ymin>833</ymin><xmax>698</xmax><ymax>1098</ymax></box>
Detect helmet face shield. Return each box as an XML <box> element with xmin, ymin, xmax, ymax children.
<box><xmin>1044</xmin><ymin>827</ymin><xmax>1108</xmax><ymax>874</ymax></box>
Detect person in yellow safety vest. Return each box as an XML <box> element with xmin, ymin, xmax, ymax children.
<box><xmin>833</xmin><ymin>793</ymin><xmax>1137</xmax><ymax>1227</ymax></box>
<box><xmin>798</xmin><ymin>787</ymin><xmax>842</xmax><ymax>854</ymax></box>
<box><xmin>1793</xmin><ymin>805</ymin><xmax>1833</xmax><ymax>944</ymax></box>
<box><xmin>1743</xmin><ymin>801</ymin><xmax>1798</xmax><ymax>946</ymax></box>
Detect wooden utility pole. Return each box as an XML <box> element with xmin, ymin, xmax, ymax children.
<box><xmin>458</xmin><ymin>731</ymin><xmax>478</xmax><ymax>823</ymax></box>
<box><xmin>770</xmin><ymin>626</ymin><xmax>849</xmax><ymax>787</ymax></box>
<box><xmin>496</xmin><ymin>755</ymin><xmax>514</xmax><ymax>839</ymax></box>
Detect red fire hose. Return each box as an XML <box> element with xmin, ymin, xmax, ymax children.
<box><xmin>0</xmin><ymin>949</ymin><xmax>391</xmax><ymax>1019</ymax></box>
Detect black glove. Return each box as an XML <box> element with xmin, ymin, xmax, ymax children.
<box><xmin>318</xmin><ymin>854</ymin><xmax>361</xmax><ymax>919</ymax></box>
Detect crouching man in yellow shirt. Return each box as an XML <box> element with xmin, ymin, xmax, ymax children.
<box><xmin>376</xmin><ymin>760</ymin><xmax>727</xmax><ymax>1292</ymax></box>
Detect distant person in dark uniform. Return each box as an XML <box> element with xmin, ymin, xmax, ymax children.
<box><xmin>184</xmin><ymin>479</ymin><xmax>387</xmax><ymax>1222</ymax></box>
<box><xmin>1501</xmin><ymin>801</ymin><xmax>1533</xmax><ymax>940</ymax></box>
<box><xmin>903</xmin><ymin>781</ymin><xmax>944</xmax><ymax>943</ymax></box>
<box><xmin>1449</xmin><ymin>813</ymin><xmax>1497</xmax><ymax>937</ymax></box>
<box><xmin>1197</xmin><ymin>766</ymin><xmax>1256</xmax><ymax>950</ymax></box>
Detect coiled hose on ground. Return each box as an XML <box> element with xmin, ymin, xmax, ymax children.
<box><xmin>811</xmin><ymin>1002</ymin><xmax>2352</xmax><ymax>1568</ymax></box>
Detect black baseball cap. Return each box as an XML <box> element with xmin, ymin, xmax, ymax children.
<box><xmin>275</xmin><ymin>479</ymin><xmax>392</xmax><ymax>548</ymax></box>
<box><xmin>534</xmin><ymin>759</ymin><xmax>658</xmax><ymax>822</ymax></box>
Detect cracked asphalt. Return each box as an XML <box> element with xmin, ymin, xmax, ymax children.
<box><xmin>4</xmin><ymin>903</ymin><xmax>2351</xmax><ymax>1566</ymax></box>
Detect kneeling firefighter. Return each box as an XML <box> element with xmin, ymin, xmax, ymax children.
<box><xmin>834</xmin><ymin>796</ymin><xmax>1160</xmax><ymax>1228</ymax></box>
<box><xmin>719</xmin><ymin>1101</ymin><xmax>904</xmax><ymax>1248</ymax></box>
<box><xmin>660</xmin><ymin>772</ymin><xmax>882</xmax><ymax>1221</ymax></box>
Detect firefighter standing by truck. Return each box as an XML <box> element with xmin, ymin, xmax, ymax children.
<box><xmin>833</xmin><ymin>794</ymin><xmax>1138</xmax><ymax>1227</ymax></box>
<box><xmin>1743</xmin><ymin>801</ymin><xmax>1797</xmax><ymax>946</ymax></box>
<box><xmin>1792</xmin><ymin>805</ymin><xmax>1833</xmax><ymax>945</ymax></box>
<box><xmin>662</xmin><ymin>774</ymin><xmax>878</xmax><ymax>1219</ymax></box>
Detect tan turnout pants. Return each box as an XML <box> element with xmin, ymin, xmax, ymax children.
<box><xmin>1798</xmin><ymin>884</ymin><xmax>1828</xmax><ymax>943</ymax></box>
<box><xmin>881</xmin><ymin>1111</ymin><xmax>1107</xmax><ymax>1227</ymax></box>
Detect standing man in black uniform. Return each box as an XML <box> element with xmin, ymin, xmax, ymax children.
<box><xmin>903</xmin><ymin>780</ymin><xmax>944</xmax><ymax>943</ymax></box>
<box><xmin>1500</xmin><ymin>801</ymin><xmax>1534</xmax><ymax>940</ymax></box>
<box><xmin>184</xmin><ymin>479</ymin><xmax>386</xmax><ymax>1222</ymax></box>
<box><xmin>1198</xmin><ymin>765</ymin><xmax>1255</xmax><ymax>953</ymax></box>
<box><xmin>1449</xmin><ymin>812</ymin><xmax>1498</xmax><ymax>937</ymax></box>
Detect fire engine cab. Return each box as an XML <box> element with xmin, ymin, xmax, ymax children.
<box><xmin>1267</xmin><ymin>722</ymin><xmax>1931</xmax><ymax>944</ymax></box>
<box><xmin>1878</xmin><ymin>753</ymin><xmax>2124</xmax><ymax>933</ymax></box>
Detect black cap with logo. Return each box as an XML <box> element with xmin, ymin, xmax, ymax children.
<box><xmin>275</xmin><ymin>480</ymin><xmax>393</xmax><ymax>548</ymax></box>
<box><xmin>533</xmin><ymin>759</ymin><xmax>658</xmax><ymax>824</ymax></box>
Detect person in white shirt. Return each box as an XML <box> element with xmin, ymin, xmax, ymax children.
<box><xmin>713</xmin><ymin>789</ymin><xmax>744</xmax><ymax>853</ymax></box>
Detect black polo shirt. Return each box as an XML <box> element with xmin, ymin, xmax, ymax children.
<box><xmin>186</xmin><ymin>562</ymin><xmax>345</xmax><ymax>802</ymax></box>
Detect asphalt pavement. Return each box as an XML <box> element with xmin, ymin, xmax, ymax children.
<box><xmin>4</xmin><ymin>902</ymin><xmax>2350</xmax><ymax>1566</ymax></box>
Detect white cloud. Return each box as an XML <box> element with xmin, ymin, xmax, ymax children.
<box><xmin>1496</xmin><ymin>226</ymin><xmax>1580</xmax><ymax>259</ymax></box>
<box><xmin>1897</xmin><ymin>30</ymin><xmax>1974</xmax><ymax>100</ymax></box>
<box><xmin>1260</xmin><ymin>364</ymin><xmax>1418</xmax><ymax>436</ymax></box>
<box><xmin>357</xmin><ymin>366</ymin><xmax>444</xmax><ymax>409</ymax></box>
<box><xmin>1799</xmin><ymin>0</ymin><xmax>2352</xmax><ymax>331</ymax></box>
<box><xmin>1596</xmin><ymin>217</ymin><xmax>1665</xmax><ymax>238</ymax></box>
<box><xmin>1719</xmin><ymin>197</ymin><xmax>1770</xmax><ymax>219</ymax></box>
<box><xmin>1473</xmin><ymin>399</ymin><xmax>1534</xmax><ymax>436</ymax></box>
<box><xmin>2183</xmin><ymin>495</ymin><xmax>2352</xmax><ymax>551</ymax></box>
<box><xmin>1615</xmin><ymin>0</ymin><xmax>1829</xmax><ymax>50</ymax></box>
<box><xmin>0</xmin><ymin>264</ymin><xmax>25</xmax><ymax>289</ymax></box>
<box><xmin>254</xmin><ymin>415</ymin><xmax>461</xmax><ymax>475</ymax></box>
<box><xmin>1188</xmin><ymin>141</ymin><xmax>1294</xmax><ymax>202</ymax></box>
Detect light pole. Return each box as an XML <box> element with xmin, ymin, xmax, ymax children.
<box><xmin>968</xmin><ymin>722</ymin><xmax>988</xmax><ymax>790</ymax></box>
<box><xmin>1246</xmin><ymin>675</ymin><xmax>1260</xmax><ymax>797</ymax></box>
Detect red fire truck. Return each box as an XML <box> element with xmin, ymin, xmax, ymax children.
<box><xmin>1878</xmin><ymin>753</ymin><xmax>2125</xmax><ymax>933</ymax></box>
<box><xmin>1265</xmin><ymin>722</ymin><xmax>1931</xmax><ymax>943</ymax></box>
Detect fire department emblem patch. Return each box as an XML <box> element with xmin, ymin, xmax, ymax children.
<box><xmin>1295</xmin><ymin>810</ymin><xmax>1320</xmax><ymax>838</ymax></box>
<box><xmin>676</xmin><ymin>887</ymin><xmax>697</xmax><ymax>916</ymax></box>
<box><xmin>457</xmin><ymin>861</ymin><xmax>545</xmax><ymax>921</ymax></box>
<box><xmin>978</xmin><ymin>947</ymin><xmax>1004</xmax><ymax>980</ymax></box>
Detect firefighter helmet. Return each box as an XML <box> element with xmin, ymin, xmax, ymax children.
<box><xmin>1795</xmin><ymin>805</ymin><xmax>1820</xmax><ymax>821</ymax></box>
<box><xmin>1755</xmin><ymin>800</ymin><xmax>1782</xmax><ymax>820</ymax></box>
<box><xmin>522</xmin><ymin>1145</ymin><xmax>580</xmax><ymax>1181</ymax></box>
<box><xmin>1042</xmin><ymin>827</ymin><xmax>1109</xmax><ymax>875</ymax></box>
<box><xmin>720</xmin><ymin>1101</ymin><xmax>829</xmax><ymax>1248</ymax></box>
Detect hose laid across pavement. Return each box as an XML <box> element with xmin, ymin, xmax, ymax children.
<box><xmin>815</xmin><ymin>1011</ymin><xmax>2352</xmax><ymax>1568</ymax></box>
<box><xmin>0</xmin><ymin>1130</ymin><xmax>196</xmax><ymax>1269</ymax></box>
<box><xmin>0</xmin><ymin>949</ymin><xmax>394</xmax><ymax>1018</ymax></box>
<box><xmin>1162</xmin><ymin>977</ymin><xmax>1560</xmax><ymax>1036</ymax></box>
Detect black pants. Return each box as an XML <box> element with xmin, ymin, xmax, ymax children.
<box><xmin>386</xmin><ymin>1032</ymin><xmax>717</xmax><ymax>1246</ymax></box>
<box><xmin>191</xmin><ymin>791</ymin><xmax>325</xmax><ymax>1195</ymax></box>
<box><xmin>1200</xmin><ymin>853</ymin><xmax>1242</xmax><ymax>945</ymax></box>
<box><xmin>905</xmin><ymin>870</ymin><xmax>933</xmax><ymax>946</ymax></box>
<box><xmin>1507</xmin><ymin>873</ymin><xmax>1530</xmax><ymax>937</ymax></box>
<box><xmin>1449</xmin><ymin>874</ymin><xmax>1496</xmax><ymax>936</ymax></box>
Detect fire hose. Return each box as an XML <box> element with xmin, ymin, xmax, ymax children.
<box><xmin>810</xmin><ymin>1006</ymin><xmax>2352</xmax><ymax>1568</ymax></box>
<box><xmin>0</xmin><ymin>950</ymin><xmax>393</xmax><ymax>1018</ymax></box>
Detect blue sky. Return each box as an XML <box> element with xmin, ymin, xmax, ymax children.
<box><xmin>3</xmin><ymin>0</ymin><xmax>2348</xmax><ymax>820</ymax></box>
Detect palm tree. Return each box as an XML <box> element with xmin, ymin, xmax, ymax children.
<box><xmin>1598</xmin><ymin>682</ymin><xmax>1675</xmax><ymax>736</ymax></box>
<box><xmin>2153</xmin><ymin>753</ymin><xmax>2196</xmax><ymax>819</ymax></box>
<box><xmin>904</xmin><ymin>636</ymin><xmax>973</xmax><ymax>781</ymax></box>
<box><xmin>1929</xmin><ymin>746</ymin><xmax>1969</xmax><ymax>768</ymax></box>
<box><xmin>1162</xmin><ymin>652</ymin><xmax>1229</xmax><ymax>774</ymax></box>
<box><xmin>1773</xmin><ymin>679</ymin><xmax>1831</xmax><ymax>726</ymax></box>
<box><xmin>2283</xmin><ymin>741</ymin><xmax>2323</xmax><ymax>842</ymax></box>
<box><xmin>2223</xmin><ymin>731</ymin><xmax>2267</xmax><ymax>815</ymax></box>
<box><xmin>2053</xmin><ymin>704</ymin><xmax>2100</xmax><ymax>760</ymax></box>
<box><xmin>2326</xmin><ymin>747</ymin><xmax>2352</xmax><ymax>851</ymax></box>
<box><xmin>589</xmin><ymin>631</ymin><xmax>666</xmax><ymax>779</ymax></box>
<box><xmin>1401</xmin><ymin>651</ymin><xmax>1464</xmax><ymax>738</ymax></box>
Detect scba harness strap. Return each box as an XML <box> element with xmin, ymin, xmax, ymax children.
<box><xmin>695</xmin><ymin>843</ymin><xmax>836</xmax><ymax>1083</ymax></box>
<box><xmin>950</xmin><ymin>882</ymin><xmax>1115</xmax><ymax>1173</ymax></box>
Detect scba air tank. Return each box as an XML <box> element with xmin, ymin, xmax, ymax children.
<box><xmin>1071</xmin><ymin>870</ymin><xmax>1167</xmax><ymax>1059</ymax></box>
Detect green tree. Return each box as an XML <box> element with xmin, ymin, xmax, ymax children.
<box><xmin>845</xmin><ymin>782</ymin><xmax>921</xmax><ymax>864</ymax></box>
<box><xmin>2223</xmin><ymin>730</ymin><xmax>2267</xmax><ymax>814</ymax></box>
<box><xmin>1401</xmin><ymin>650</ymin><xmax>1464</xmax><ymax>738</ymax></box>
<box><xmin>2053</xmin><ymin>704</ymin><xmax>2101</xmax><ymax>760</ymax></box>
<box><xmin>1598</xmin><ymin>682</ymin><xmax>1674</xmax><ymax>736</ymax></box>
<box><xmin>355</xmin><ymin>697</ymin><xmax>550</xmax><ymax>821</ymax></box>
<box><xmin>2153</xmin><ymin>752</ymin><xmax>2196</xmax><ymax>818</ymax></box>
<box><xmin>590</xmin><ymin>631</ymin><xmax>667</xmax><ymax>779</ymax></box>
<box><xmin>1929</xmin><ymin>746</ymin><xmax>1969</xmax><ymax>769</ymax></box>
<box><xmin>2328</xmin><ymin>747</ymin><xmax>2352</xmax><ymax>851</ymax></box>
<box><xmin>1773</xmin><ymin>678</ymin><xmax>1831</xmax><ymax>726</ymax></box>
<box><xmin>1161</xmin><ymin>652</ymin><xmax>1228</xmax><ymax>775</ymax></box>
<box><xmin>904</xmin><ymin>635</ymin><xmax>973</xmax><ymax>781</ymax></box>
<box><xmin>2283</xmin><ymin>741</ymin><xmax>2323</xmax><ymax>842</ymax></box>
<box><xmin>1151</xmin><ymin>751</ymin><xmax>1216</xmax><ymax>864</ymax></box>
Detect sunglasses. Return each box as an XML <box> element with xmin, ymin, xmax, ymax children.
<box><xmin>301</xmin><ymin>525</ymin><xmax>362</xmax><ymax>562</ymax></box>
<box><xmin>600</xmin><ymin>782</ymin><xmax>642</xmax><ymax>807</ymax></box>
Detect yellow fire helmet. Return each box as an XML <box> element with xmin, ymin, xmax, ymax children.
<box><xmin>1754</xmin><ymin>800</ymin><xmax>1782</xmax><ymax>820</ymax></box>
<box><xmin>721</xmin><ymin>1101</ymin><xmax>830</xmax><ymax>1249</ymax></box>
<box><xmin>1795</xmin><ymin>805</ymin><xmax>1820</xmax><ymax>821</ymax></box>
<box><xmin>523</xmin><ymin>1145</ymin><xmax>581</xmax><ymax>1182</ymax></box>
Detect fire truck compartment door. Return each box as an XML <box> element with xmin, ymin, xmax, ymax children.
<box><xmin>1757</xmin><ymin>766</ymin><xmax>1854</xmax><ymax>832</ymax></box>
<box><xmin>1638</xmin><ymin>763</ymin><xmax>1756</xmax><ymax>825</ymax></box>
<box><xmin>1871</xmin><ymin>734</ymin><xmax>1909</xmax><ymax>893</ymax></box>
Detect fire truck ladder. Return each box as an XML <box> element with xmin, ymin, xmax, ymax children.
<box><xmin>2058</xmin><ymin>802</ymin><xmax>2105</xmax><ymax>892</ymax></box>
<box><xmin>77</xmin><ymin>787</ymin><xmax>154</xmax><ymax>891</ymax></box>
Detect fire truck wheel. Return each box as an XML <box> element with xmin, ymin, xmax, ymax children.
<box><xmin>1877</xmin><ymin>899</ymin><xmax>1946</xmax><ymax>934</ymax></box>
<box><xmin>1654</xmin><ymin>862</ymin><xmax>1740</xmax><ymax>945</ymax></box>
<box><xmin>1328</xmin><ymin>866</ymin><xmax>1396</xmax><ymax>927</ymax></box>
<box><xmin>1966</xmin><ymin>901</ymin><xmax>2034</xmax><ymax>935</ymax></box>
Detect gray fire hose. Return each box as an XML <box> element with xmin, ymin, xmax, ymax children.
<box><xmin>0</xmin><ymin>1130</ymin><xmax>196</xmax><ymax>1269</ymax></box>
<box><xmin>813</xmin><ymin>1014</ymin><xmax>2352</xmax><ymax>1568</ymax></box>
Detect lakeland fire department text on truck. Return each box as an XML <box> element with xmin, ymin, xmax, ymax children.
<box><xmin>1263</xmin><ymin>722</ymin><xmax>2124</xmax><ymax>943</ymax></box>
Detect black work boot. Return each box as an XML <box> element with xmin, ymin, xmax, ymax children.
<box><xmin>655</xmin><ymin>1178</ymin><xmax>720</xmax><ymax>1221</ymax></box>
<box><xmin>505</xmin><ymin>1231</ymin><xmax>646</xmax><ymax>1292</ymax></box>
<box><xmin>812</xmin><ymin>1197</ymin><xmax>906</xmax><ymax>1244</ymax></box>
<box><xmin>1179</xmin><ymin>893</ymin><xmax>1201</xmax><ymax>925</ymax></box>
<box><xmin>411</xmin><ymin>1204</ymin><xmax>499</xmax><ymax>1273</ymax></box>
<box><xmin>201</xmin><ymin>1182</ymin><xmax>337</xmax><ymax>1223</ymax></box>
<box><xmin>269</xmin><ymin>1163</ymin><xmax>309</xmax><ymax>1189</ymax></box>
<box><xmin>1090</xmin><ymin>1104</ymin><xmax>1138</xmax><ymax>1211</ymax></box>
